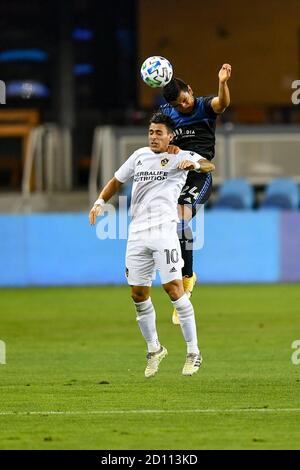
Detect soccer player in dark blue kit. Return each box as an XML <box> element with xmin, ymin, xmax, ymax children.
<box><xmin>161</xmin><ymin>63</ymin><xmax>231</xmax><ymax>324</ymax></box>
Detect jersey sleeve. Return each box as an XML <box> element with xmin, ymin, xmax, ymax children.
<box><xmin>114</xmin><ymin>152</ymin><xmax>136</xmax><ymax>183</ymax></box>
<box><xmin>159</xmin><ymin>103</ymin><xmax>172</xmax><ymax>117</ymax></box>
<box><xmin>201</xmin><ymin>95</ymin><xmax>218</xmax><ymax>118</ymax></box>
<box><xmin>178</xmin><ymin>150</ymin><xmax>205</xmax><ymax>164</ymax></box>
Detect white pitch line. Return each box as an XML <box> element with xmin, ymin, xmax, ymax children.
<box><xmin>0</xmin><ymin>408</ymin><xmax>300</xmax><ymax>417</ymax></box>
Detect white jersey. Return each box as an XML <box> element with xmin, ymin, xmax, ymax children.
<box><xmin>115</xmin><ymin>147</ymin><xmax>204</xmax><ymax>232</ymax></box>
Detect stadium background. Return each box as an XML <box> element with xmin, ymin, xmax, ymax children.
<box><xmin>0</xmin><ymin>0</ymin><xmax>300</xmax><ymax>286</ymax></box>
<box><xmin>0</xmin><ymin>0</ymin><xmax>300</xmax><ymax>451</ymax></box>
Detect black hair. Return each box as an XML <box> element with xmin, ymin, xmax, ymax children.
<box><xmin>163</xmin><ymin>77</ymin><xmax>189</xmax><ymax>102</ymax></box>
<box><xmin>149</xmin><ymin>112</ymin><xmax>175</xmax><ymax>133</ymax></box>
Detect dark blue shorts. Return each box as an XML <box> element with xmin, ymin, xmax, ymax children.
<box><xmin>178</xmin><ymin>171</ymin><xmax>213</xmax><ymax>217</ymax></box>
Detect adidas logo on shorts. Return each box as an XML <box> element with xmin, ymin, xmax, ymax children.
<box><xmin>169</xmin><ymin>267</ymin><xmax>177</xmax><ymax>273</ymax></box>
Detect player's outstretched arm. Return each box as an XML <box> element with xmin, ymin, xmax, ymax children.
<box><xmin>89</xmin><ymin>177</ymin><xmax>123</xmax><ymax>225</ymax></box>
<box><xmin>211</xmin><ymin>63</ymin><xmax>231</xmax><ymax>114</ymax></box>
<box><xmin>177</xmin><ymin>158</ymin><xmax>215</xmax><ymax>173</ymax></box>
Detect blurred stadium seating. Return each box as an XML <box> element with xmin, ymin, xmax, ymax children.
<box><xmin>1</xmin><ymin>123</ymin><xmax>300</xmax><ymax>213</ymax></box>
<box><xmin>260</xmin><ymin>178</ymin><xmax>300</xmax><ymax>210</ymax></box>
<box><xmin>211</xmin><ymin>179</ymin><xmax>254</xmax><ymax>210</ymax></box>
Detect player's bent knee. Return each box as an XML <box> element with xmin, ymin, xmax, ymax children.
<box><xmin>163</xmin><ymin>280</ymin><xmax>184</xmax><ymax>301</ymax></box>
<box><xmin>131</xmin><ymin>287</ymin><xmax>150</xmax><ymax>303</ymax></box>
<box><xmin>131</xmin><ymin>293</ymin><xmax>149</xmax><ymax>303</ymax></box>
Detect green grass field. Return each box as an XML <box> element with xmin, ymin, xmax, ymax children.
<box><xmin>0</xmin><ymin>284</ymin><xmax>299</xmax><ymax>450</ymax></box>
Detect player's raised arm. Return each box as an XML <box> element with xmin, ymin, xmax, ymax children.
<box><xmin>89</xmin><ymin>177</ymin><xmax>123</xmax><ymax>225</ymax></box>
<box><xmin>211</xmin><ymin>63</ymin><xmax>231</xmax><ymax>114</ymax></box>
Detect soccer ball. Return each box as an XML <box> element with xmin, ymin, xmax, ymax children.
<box><xmin>140</xmin><ymin>56</ymin><xmax>173</xmax><ymax>88</ymax></box>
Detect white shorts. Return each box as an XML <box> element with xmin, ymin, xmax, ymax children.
<box><xmin>125</xmin><ymin>221</ymin><xmax>184</xmax><ymax>286</ymax></box>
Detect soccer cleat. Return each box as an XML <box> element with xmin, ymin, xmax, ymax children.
<box><xmin>182</xmin><ymin>352</ymin><xmax>203</xmax><ymax>376</ymax></box>
<box><xmin>183</xmin><ymin>272</ymin><xmax>197</xmax><ymax>295</ymax></box>
<box><xmin>172</xmin><ymin>272</ymin><xmax>197</xmax><ymax>325</ymax></box>
<box><xmin>144</xmin><ymin>346</ymin><xmax>168</xmax><ymax>378</ymax></box>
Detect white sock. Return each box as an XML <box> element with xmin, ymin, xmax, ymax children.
<box><xmin>134</xmin><ymin>298</ymin><xmax>160</xmax><ymax>353</ymax></box>
<box><xmin>172</xmin><ymin>294</ymin><xmax>199</xmax><ymax>354</ymax></box>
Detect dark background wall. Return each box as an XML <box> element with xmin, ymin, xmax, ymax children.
<box><xmin>0</xmin><ymin>0</ymin><xmax>138</xmax><ymax>120</ymax></box>
<box><xmin>1</xmin><ymin>0</ymin><xmax>300</xmax><ymax>190</ymax></box>
<box><xmin>139</xmin><ymin>0</ymin><xmax>300</xmax><ymax>107</ymax></box>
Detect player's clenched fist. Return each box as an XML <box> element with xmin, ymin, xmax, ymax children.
<box><xmin>218</xmin><ymin>63</ymin><xmax>231</xmax><ymax>83</ymax></box>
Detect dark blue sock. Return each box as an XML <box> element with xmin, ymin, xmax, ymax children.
<box><xmin>177</xmin><ymin>221</ymin><xmax>193</xmax><ymax>277</ymax></box>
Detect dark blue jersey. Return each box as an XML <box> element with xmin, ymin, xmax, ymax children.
<box><xmin>159</xmin><ymin>96</ymin><xmax>218</xmax><ymax>160</ymax></box>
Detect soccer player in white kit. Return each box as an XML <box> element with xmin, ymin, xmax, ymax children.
<box><xmin>89</xmin><ymin>113</ymin><xmax>215</xmax><ymax>377</ymax></box>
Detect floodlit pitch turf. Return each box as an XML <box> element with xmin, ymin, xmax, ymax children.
<box><xmin>0</xmin><ymin>285</ymin><xmax>299</xmax><ymax>450</ymax></box>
